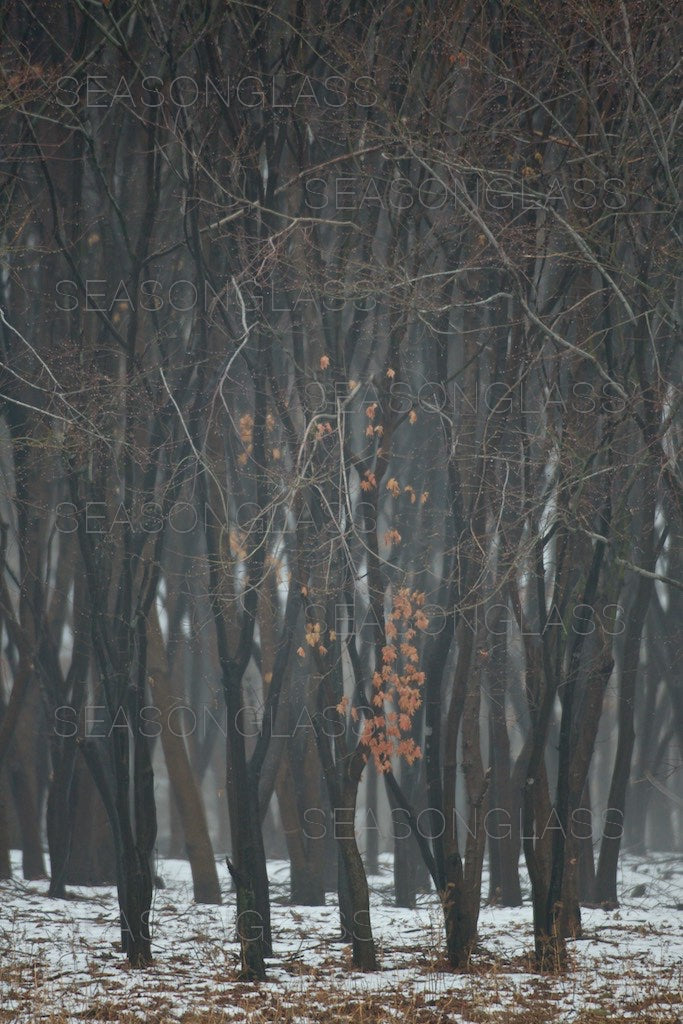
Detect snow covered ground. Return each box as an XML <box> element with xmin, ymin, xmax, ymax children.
<box><xmin>1</xmin><ymin>851</ymin><xmax>681</xmax><ymax>1023</ymax></box>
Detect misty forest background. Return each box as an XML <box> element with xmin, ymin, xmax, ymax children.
<box><xmin>0</xmin><ymin>0</ymin><xmax>680</xmax><ymax>982</ymax></box>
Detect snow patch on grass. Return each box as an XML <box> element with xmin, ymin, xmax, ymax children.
<box><xmin>0</xmin><ymin>852</ymin><xmax>681</xmax><ymax>1023</ymax></box>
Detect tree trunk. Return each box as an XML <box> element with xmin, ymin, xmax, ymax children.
<box><xmin>487</xmin><ymin>607</ymin><xmax>522</xmax><ymax>906</ymax></box>
<box><xmin>595</xmin><ymin>583</ymin><xmax>654</xmax><ymax>903</ymax></box>
<box><xmin>393</xmin><ymin>820</ymin><xmax>418</xmax><ymax>908</ymax></box>
<box><xmin>0</xmin><ymin>777</ymin><xmax>11</xmax><ymax>879</ymax></box>
<box><xmin>227</xmin><ymin>858</ymin><xmax>266</xmax><ymax>981</ymax></box>
<box><xmin>576</xmin><ymin>787</ymin><xmax>596</xmax><ymax>905</ymax></box>
<box><xmin>148</xmin><ymin>607</ymin><xmax>221</xmax><ymax>904</ymax></box>
<box><xmin>65</xmin><ymin>754</ymin><xmax>117</xmax><ymax>885</ymax></box>
<box><xmin>277</xmin><ymin>756</ymin><xmax>325</xmax><ymax>905</ymax></box>
<box><xmin>364</xmin><ymin>760</ymin><xmax>379</xmax><ymax>876</ymax></box>
<box><xmin>336</xmin><ymin>789</ymin><xmax>378</xmax><ymax>971</ymax></box>
<box><xmin>46</xmin><ymin>734</ymin><xmax>80</xmax><ymax>897</ymax></box>
<box><xmin>9</xmin><ymin>700</ymin><xmax>46</xmax><ymax>880</ymax></box>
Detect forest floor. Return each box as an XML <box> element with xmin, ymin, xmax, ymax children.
<box><xmin>0</xmin><ymin>851</ymin><xmax>681</xmax><ymax>1023</ymax></box>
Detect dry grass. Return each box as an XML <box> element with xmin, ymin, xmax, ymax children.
<box><xmin>14</xmin><ymin>990</ymin><xmax>679</xmax><ymax>1024</ymax></box>
<box><xmin>2</xmin><ymin>855</ymin><xmax>681</xmax><ymax>1024</ymax></box>
<box><xmin>2</xmin><ymin>954</ymin><xmax>681</xmax><ymax>1024</ymax></box>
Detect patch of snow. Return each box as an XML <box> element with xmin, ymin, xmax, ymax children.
<box><xmin>0</xmin><ymin>852</ymin><xmax>680</xmax><ymax>1022</ymax></box>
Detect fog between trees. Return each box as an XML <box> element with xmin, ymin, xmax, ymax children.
<box><xmin>0</xmin><ymin>0</ymin><xmax>680</xmax><ymax>981</ymax></box>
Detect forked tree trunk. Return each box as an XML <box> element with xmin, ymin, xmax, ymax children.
<box><xmin>80</xmin><ymin>725</ymin><xmax>155</xmax><ymax>968</ymax></box>
<box><xmin>311</xmin><ymin>662</ymin><xmax>378</xmax><ymax>971</ymax></box>
<box><xmin>438</xmin><ymin>612</ymin><xmax>489</xmax><ymax>969</ymax></box>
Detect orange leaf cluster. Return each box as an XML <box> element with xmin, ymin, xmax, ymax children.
<box><xmin>305</xmin><ymin>621</ymin><xmax>322</xmax><ymax>647</ymax></box>
<box><xmin>365</xmin><ymin>423</ymin><xmax>384</xmax><ymax>438</ymax></box>
<box><xmin>362</xmin><ymin>588</ymin><xmax>429</xmax><ymax>773</ymax></box>
<box><xmin>238</xmin><ymin>413</ymin><xmax>254</xmax><ymax>465</ymax></box>
<box><xmin>239</xmin><ymin>413</ymin><xmax>254</xmax><ymax>444</ymax></box>
<box><xmin>299</xmin><ymin>620</ymin><xmax>328</xmax><ymax>658</ymax></box>
<box><xmin>315</xmin><ymin>421</ymin><xmax>333</xmax><ymax>441</ymax></box>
